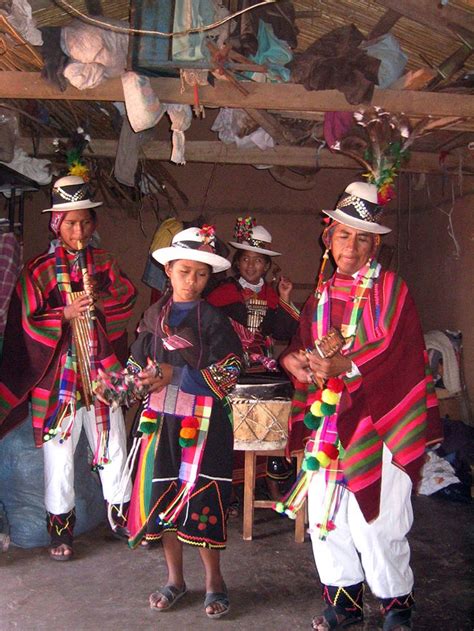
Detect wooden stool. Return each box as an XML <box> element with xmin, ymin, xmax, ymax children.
<box><xmin>240</xmin><ymin>446</ymin><xmax>306</xmax><ymax>543</ymax></box>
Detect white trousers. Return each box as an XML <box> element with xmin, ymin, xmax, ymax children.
<box><xmin>308</xmin><ymin>445</ymin><xmax>414</xmax><ymax>599</ymax></box>
<box><xmin>43</xmin><ymin>406</ymin><xmax>132</xmax><ymax>515</ymax></box>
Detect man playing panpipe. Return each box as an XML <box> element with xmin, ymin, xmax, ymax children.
<box><xmin>0</xmin><ymin>174</ymin><xmax>137</xmax><ymax>561</ymax></box>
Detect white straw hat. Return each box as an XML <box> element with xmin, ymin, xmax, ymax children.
<box><xmin>229</xmin><ymin>219</ymin><xmax>281</xmax><ymax>256</ymax></box>
<box><xmin>42</xmin><ymin>175</ymin><xmax>103</xmax><ymax>213</ymax></box>
<box><xmin>152</xmin><ymin>226</ymin><xmax>231</xmax><ymax>273</ymax></box>
<box><xmin>322</xmin><ymin>182</ymin><xmax>392</xmax><ymax>235</ymax></box>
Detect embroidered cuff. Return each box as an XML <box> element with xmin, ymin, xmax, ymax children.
<box><xmin>201</xmin><ymin>354</ymin><xmax>242</xmax><ymax>399</ymax></box>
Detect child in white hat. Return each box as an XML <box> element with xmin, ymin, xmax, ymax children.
<box><xmin>102</xmin><ymin>225</ymin><xmax>243</xmax><ymax>619</ymax></box>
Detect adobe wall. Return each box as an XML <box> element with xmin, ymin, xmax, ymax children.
<box><xmin>19</xmin><ymin>165</ymin><xmax>473</xmax><ymax>419</ymax></box>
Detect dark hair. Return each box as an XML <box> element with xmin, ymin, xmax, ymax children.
<box><xmin>167</xmin><ymin>259</ymin><xmax>212</xmax><ymax>274</ymax></box>
<box><xmin>231</xmin><ymin>249</ymin><xmax>272</xmax><ymax>277</ymax></box>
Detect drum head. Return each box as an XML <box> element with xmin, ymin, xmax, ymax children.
<box><xmin>232</xmin><ymin>373</ymin><xmax>293</xmax><ymax>399</ymax></box>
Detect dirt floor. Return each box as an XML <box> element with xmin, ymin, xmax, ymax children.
<box><xmin>0</xmin><ymin>492</ymin><xmax>472</xmax><ymax>631</ymax></box>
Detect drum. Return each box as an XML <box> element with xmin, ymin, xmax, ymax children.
<box><xmin>229</xmin><ymin>375</ymin><xmax>293</xmax><ymax>451</ymax></box>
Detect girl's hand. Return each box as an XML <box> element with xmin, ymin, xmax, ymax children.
<box><xmin>278</xmin><ymin>276</ymin><xmax>293</xmax><ymax>303</ymax></box>
<box><xmin>138</xmin><ymin>362</ymin><xmax>174</xmax><ymax>393</ymax></box>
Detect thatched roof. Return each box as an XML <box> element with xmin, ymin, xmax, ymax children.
<box><xmin>0</xmin><ymin>0</ymin><xmax>473</xmax><ymax>207</ymax></box>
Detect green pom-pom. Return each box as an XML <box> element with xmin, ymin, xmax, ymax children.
<box><xmin>321</xmin><ymin>402</ymin><xmax>336</xmax><ymax>416</ymax></box>
<box><xmin>138</xmin><ymin>420</ymin><xmax>157</xmax><ymax>435</ymax></box>
<box><xmin>304</xmin><ymin>456</ymin><xmax>320</xmax><ymax>471</ymax></box>
<box><xmin>179</xmin><ymin>437</ymin><xmax>195</xmax><ymax>448</ymax></box>
<box><xmin>304</xmin><ymin>412</ymin><xmax>322</xmax><ymax>430</ymax></box>
<box><xmin>275</xmin><ymin>502</ymin><xmax>285</xmax><ymax>513</ymax></box>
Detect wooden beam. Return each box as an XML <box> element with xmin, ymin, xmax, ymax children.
<box><xmin>368</xmin><ymin>9</ymin><xmax>401</xmax><ymax>40</ymax></box>
<box><xmin>2</xmin><ymin>72</ymin><xmax>474</xmax><ymax>118</ymax></box>
<box><xmin>18</xmin><ymin>137</ymin><xmax>471</xmax><ymax>173</ymax></box>
<box><xmin>376</xmin><ymin>0</ymin><xmax>474</xmax><ymax>36</ymax></box>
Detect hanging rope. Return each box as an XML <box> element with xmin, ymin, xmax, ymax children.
<box><xmin>426</xmin><ymin>179</ymin><xmax>461</xmax><ymax>259</ymax></box>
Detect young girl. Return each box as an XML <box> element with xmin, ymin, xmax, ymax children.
<box><xmin>206</xmin><ymin>218</ymin><xmax>299</xmax><ymax>500</ymax></box>
<box><xmin>207</xmin><ymin>218</ymin><xmax>299</xmax><ymax>374</ymax></box>
<box><xmin>101</xmin><ymin>226</ymin><xmax>242</xmax><ymax>619</ymax></box>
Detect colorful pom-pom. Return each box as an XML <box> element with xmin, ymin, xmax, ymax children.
<box><xmin>139</xmin><ymin>421</ymin><xmax>157</xmax><ymax>434</ymax></box>
<box><xmin>320</xmin><ymin>402</ymin><xmax>336</xmax><ymax>416</ymax></box>
<box><xmin>285</xmin><ymin>509</ymin><xmax>297</xmax><ymax>520</ymax></box>
<box><xmin>181</xmin><ymin>416</ymin><xmax>199</xmax><ymax>428</ymax></box>
<box><xmin>304</xmin><ymin>412</ymin><xmax>322</xmax><ymax>430</ymax></box>
<box><xmin>327</xmin><ymin>377</ymin><xmax>344</xmax><ymax>393</ymax></box>
<box><xmin>274</xmin><ymin>502</ymin><xmax>285</xmax><ymax>513</ymax></box>
<box><xmin>179</xmin><ymin>427</ymin><xmax>197</xmax><ymax>440</ymax></box>
<box><xmin>141</xmin><ymin>409</ymin><xmax>158</xmax><ymax>420</ymax></box>
<box><xmin>321</xmin><ymin>389</ymin><xmax>339</xmax><ymax>405</ymax></box>
<box><xmin>316</xmin><ymin>451</ymin><xmax>331</xmax><ymax>468</ymax></box>
<box><xmin>304</xmin><ymin>456</ymin><xmax>320</xmax><ymax>471</ymax></box>
<box><xmin>321</xmin><ymin>442</ymin><xmax>339</xmax><ymax>460</ymax></box>
<box><xmin>179</xmin><ymin>437</ymin><xmax>195</xmax><ymax>448</ymax></box>
<box><xmin>310</xmin><ymin>400</ymin><xmax>323</xmax><ymax>417</ymax></box>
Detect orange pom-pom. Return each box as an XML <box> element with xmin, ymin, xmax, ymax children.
<box><xmin>180</xmin><ymin>427</ymin><xmax>197</xmax><ymax>439</ymax></box>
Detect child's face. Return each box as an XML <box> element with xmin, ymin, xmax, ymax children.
<box><xmin>237</xmin><ymin>251</ymin><xmax>270</xmax><ymax>284</ymax></box>
<box><xmin>165</xmin><ymin>259</ymin><xmax>211</xmax><ymax>302</ymax></box>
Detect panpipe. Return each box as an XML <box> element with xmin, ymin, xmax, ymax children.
<box><xmin>69</xmin><ymin>240</ymin><xmax>95</xmax><ymax>409</ymax></box>
<box><xmin>246</xmin><ymin>297</ymin><xmax>267</xmax><ymax>333</ymax></box>
<box><xmin>69</xmin><ymin>291</ymin><xmax>94</xmax><ymax>408</ymax></box>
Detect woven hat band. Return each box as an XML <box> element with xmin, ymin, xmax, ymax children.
<box><xmin>172</xmin><ymin>239</ymin><xmax>216</xmax><ymax>253</ymax></box>
<box><xmin>52</xmin><ymin>182</ymin><xmax>90</xmax><ymax>206</ymax></box>
<box><xmin>336</xmin><ymin>192</ymin><xmax>382</xmax><ymax>223</ymax></box>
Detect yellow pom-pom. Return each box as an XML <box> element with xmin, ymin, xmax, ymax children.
<box><xmin>316</xmin><ymin>451</ymin><xmax>331</xmax><ymax>468</ymax></box>
<box><xmin>322</xmin><ymin>389</ymin><xmax>339</xmax><ymax>405</ymax></box>
<box><xmin>310</xmin><ymin>401</ymin><xmax>323</xmax><ymax>417</ymax></box>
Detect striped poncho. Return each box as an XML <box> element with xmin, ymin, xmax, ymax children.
<box><xmin>0</xmin><ymin>245</ymin><xmax>136</xmax><ymax>446</ymax></box>
<box><xmin>283</xmin><ymin>266</ymin><xmax>442</xmax><ymax>522</ymax></box>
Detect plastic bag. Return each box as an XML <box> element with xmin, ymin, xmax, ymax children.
<box><xmin>0</xmin><ymin>414</ymin><xmax>106</xmax><ymax>548</ymax></box>
<box><xmin>0</xmin><ymin>107</ymin><xmax>19</xmax><ymax>163</ymax></box>
<box><xmin>365</xmin><ymin>33</ymin><xmax>408</xmax><ymax>89</ymax></box>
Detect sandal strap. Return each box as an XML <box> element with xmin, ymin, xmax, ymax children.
<box><xmin>159</xmin><ymin>584</ymin><xmax>186</xmax><ymax>603</ymax></box>
<box><xmin>204</xmin><ymin>591</ymin><xmax>230</xmax><ymax>609</ymax></box>
<box><xmin>383</xmin><ymin>607</ymin><xmax>412</xmax><ymax>631</ymax></box>
<box><xmin>313</xmin><ymin>606</ymin><xmax>364</xmax><ymax>630</ymax></box>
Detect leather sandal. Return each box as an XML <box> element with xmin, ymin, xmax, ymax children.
<box><xmin>383</xmin><ymin>608</ymin><xmax>412</xmax><ymax>630</ymax></box>
<box><xmin>149</xmin><ymin>584</ymin><xmax>187</xmax><ymax>611</ymax></box>
<box><xmin>49</xmin><ymin>543</ymin><xmax>74</xmax><ymax>562</ymax></box>
<box><xmin>312</xmin><ymin>606</ymin><xmax>364</xmax><ymax>630</ymax></box>
<box><xmin>204</xmin><ymin>590</ymin><xmax>230</xmax><ymax>619</ymax></box>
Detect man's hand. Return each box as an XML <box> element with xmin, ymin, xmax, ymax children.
<box><xmin>306</xmin><ymin>351</ymin><xmax>352</xmax><ymax>380</ymax></box>
<box><xmin>281</xmin><ymin>350</ymin><xmax>313</xmax><ymax>384</ymax></box>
